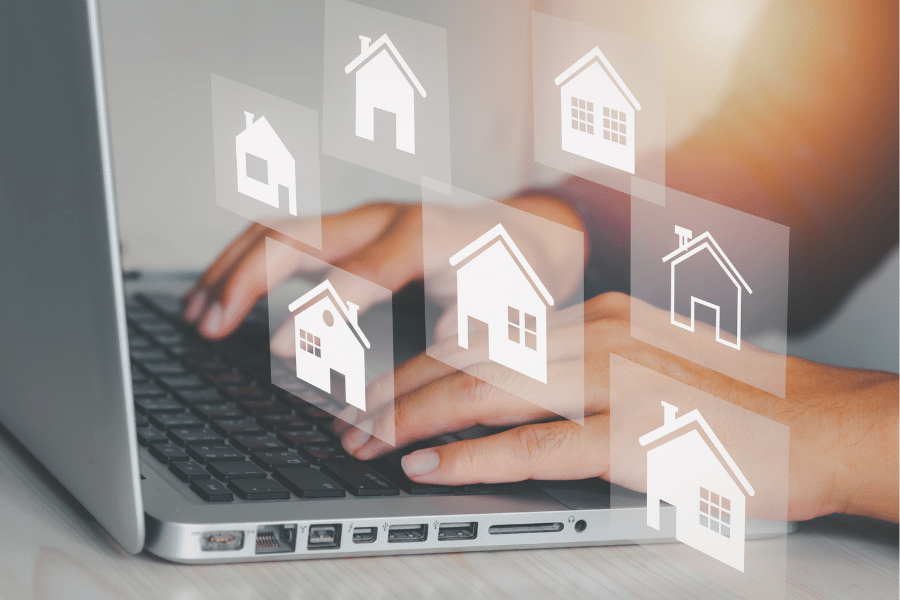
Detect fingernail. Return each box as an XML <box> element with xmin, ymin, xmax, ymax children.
<box><xmin>201</xmin><ymin>302</ymin><xmax>223</xmax><ymax>336</ymax></box>
<box><xmin>341</xmin><ymin>419</ymin><xmax>372</xmax><ymax>453</ymax></box>
<box><xmin>183</xmin><ymin>290</ymin><xmax>207</xmax><ymax>324</ymax></box>
<box><xmin>401</xmin><ymin>450</ymin><xmax>440</xmax><ymax>477</ymax></box>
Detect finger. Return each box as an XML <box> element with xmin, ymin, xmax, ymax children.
<box><xmin>399</xmin><ymin>414</ymin><xmax>609</xmax><ymax>485</ymax></box>
<box><xmin>183</xmin><ymin>223</ymin><xmax>269</xmax><ymax>323</ymax></box>
<box><xmin>345</xmin><ymin>360</ymin><xmax>588</xmax><ymax>460</ymax></box>
<box><xmin>196</xmin><ymin>205</ymin><xmax>401</xmax><ymax>338</ymax></box>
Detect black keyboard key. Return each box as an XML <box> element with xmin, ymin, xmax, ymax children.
<box><xmin>278</xmin><ymin>432</ymin><xmax>331</xmax><ymax>448</ymax></box>
<box><xmin>150</xmin><ymin>412</ymin><xmax>205</xmax><ymax>430</ymax></box>
<box><xmin>221</xmin><ymin>384</ymin><xmax>268</xmax><ymax>399</ymax></box>
<box><xmin>375</xmin><ymin>458</ymin><xmax>452</xmax><ymax>495</ymax></box>
<box><xmin>458</xmin><ymin>483</ymin><xmax>514</xmax><ymax>494</ymax></box>
<box><xmin>187</xmin><ymin>444</ymin><xmax>245</xmax><ymax>464</ymax></box>
<box><xmin>154</xmin><ymin>333</ymin><xmax>189</xmax><ymax>346</ymax></box>
<box><xmin>168</xmin><ymin>427</ymin><xmax>223</xmax><ymax>447</ymax></box>
<box><xmin>231</xmin><ymin>435</ymin><xmax>287</xmax><ymax>454</ymax></box>
<box><xmin>134</xmin><ymin>415</ymin><xmax>149</xmax><ymax>428</ymax></box>
<box><xmin>128</xmin><ymin>336</ymin><xmax>154</xmax><ymax>350</ymax></box>
<box><xmin>207</xmin><ymin>461</ymin><xmax>267</xmax><ymax>480</ymax></box>
<box><xmin>130</xmin><ymin>348</ymin><xmax>169</xmax><ymax>362</ymax></box>
<box><xmin>228</xmin><ymin>479</ymin><xmax>291</xmax><ymax>501</ymax></box>
<box><xmin>132</xmin><ymin>383</ymin><xmax>167</xmax><ymax>398</ymax></box>
<box><xmin>192</xmin><ymin>402</ymin><xmax>244</xmax><ymax>421</ymax></box>
<box><xmin>212</xmin><ymin>418</ymin><xmax>266</xmax><ymax>437</ymax></box>
<box><xmin>135</xmin><ymin>397</ymin><xmax>183</xmax><ymax>415</ymax></box>
<box><xmin>190</xmin><ymin>479</ymin><xmax>233</xmax><ymax>502</ymax></box>
<box><xmin>176</xmin><ymin>389</ymin><xmax>229</xmax><ymax>405</ymax></box>
<box><xmin>239</xmin><ymin>399</ymin><xmax>289</xmax><ymax>416</ymax></box>
<box><xmin>136</xmin><ymin>427</ymin><xmax>168</xmax><ymax>446</ymax></box>
<box><xmin>169</xmin><ymin>460</ymin><xmax>211</xmax><ymax>482</ymax></box>
<box><xmin>257</xmin><ymin>414</ymin><xmax>312</xmax><ymax>431</ymax></box>
<box><xmin>298</xmin><ymin>405</ymin><xmax>335</xmax><ymax>421</ymax></box>
<box><xmin>273</xmin><ymin>468</ymin><xmax>345</xmax><ymax>498</ymax></box>
<box><xmin>149</xmin><ymin>442</ymin><xmax>189</xmax><ymax>463</ymax></box>
<box><xmin>131</xmin><ymin>371</ymin><xmax>151</xmax><ymax>385</ymax></box>
<box><xmin>251</xmin><ymin>450</ymin><xmax>309</xmax><ymax>471</ymax></box>
<box><xmin>320</xmin><ymin>461</ymin><xmax>399</xmax><ymax>496</ymax></box>
<box><xmin>141</xmin><ymin>361</ymin><xmax>188</xmax><ymax>376</ymax></box>
<box><xmin>158</xmin><ymin>375</ymin><xmax>207</xmax><ymax>390</ymax></box>
<box><xmin>205</xmin><ymin>372</ymin><xmax>250</xmax><ymax>386</ymax></box>
<box><xmin>297</xmin><ymin>445</ymin><xmax>347</xmax><ymax>464</ymax></box>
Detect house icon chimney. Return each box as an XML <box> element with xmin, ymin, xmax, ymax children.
<box><xmin>346</xmin><ymin>301</ymin><xmax>360</xmax><ymax>327</ymax></box>
<box><xmin>243</xmin><ymin>111</ymin><xmax>255</xmax><ymax>129</ymax></box>
<box><xmin>661</xmin><ymin>400</ymin><xmax>679</xmax><ymax>425</ymax></box>
<box><xmin>359</xmin><ymin>35</ymin><xmax>371</xmax><ymax>52</ymax></box>
<box><xmin>674</xmin><ymin>225</ymin><xmax>693</xmax><ymax>251</ymax></box>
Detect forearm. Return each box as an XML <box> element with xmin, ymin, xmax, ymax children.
<box><xmin>837</xmin><ymin>376</ymin><xmax>899</xmax><ymax>522</ymax></box>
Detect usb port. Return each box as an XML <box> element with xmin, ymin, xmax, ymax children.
<box><xmin>387</xmin><ymin>524</ymin><xmax>428</xmax><ymax>543</ymax></box>
<box><xmin>438</xmin><ymin>522</ymin><xmax>477</xmax><ymax>541</ymax></box>
<box><xmin>352</xmin><ymin>526</ymin><xmax>377</xmax><ymax>544</ymax></box>
<box><xmin>308</xmin><ymin>524</ymin><xmax>341</xmax><ymax>550</ymax></box>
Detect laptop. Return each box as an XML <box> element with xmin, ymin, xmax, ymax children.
<box><xmin>0</xmin><ymin>0</ymin><xmax>790</xmax><ymax>563</ymax></box>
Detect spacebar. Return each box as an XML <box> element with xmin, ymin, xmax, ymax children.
<box><xmin>320</xmin><ymin>461</ymin><xmax>399</xmax><ymax>496</ymax></box>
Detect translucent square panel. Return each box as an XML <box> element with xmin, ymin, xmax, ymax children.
<box><xmin>609</xmin><ymin>355</ymin><xmax>788</xmax><ymax>597</ymax></box>
<box><xmin>322</xmin><ymin>0</ymin><xmax>450</xmax><ymax>186</ymax></box>
<box><xmin>265</xmin><ymin>237</ymin><xmax>395</xmax><ymax>446</ymax></box>
<box><xmin>422</xmin><ymin>179</ymin><xmax>585</xmax><ymax>424</ymax></box>
<box><xmin>533</xmin><ymin>11</ymin><xmax>665</xmax><ymax>205</ymax></box>
<box><xmin>211</xmin><ymin>74</ymin><xmax>322</xmax><ymax>248</ymax></box>
<box><xmin>631</xmin><ymin>190</ymin><xmax>790</xmax><ymax>397</ymax></box>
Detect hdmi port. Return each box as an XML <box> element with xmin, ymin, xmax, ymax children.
<box><xmin>488</xmin><ymin>522</ymin><xmax>564</xmax><ymax>535</ymax></box>
<box><xmin>388</xmin><ymin>524</ymin><xmax>428</xmax><ymax>543</ymax></box>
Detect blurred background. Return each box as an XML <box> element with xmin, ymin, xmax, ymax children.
<box><xmin>98</xmin><ymin>0</ymin><xmax>897</xmax><ymax>373</ymax></box>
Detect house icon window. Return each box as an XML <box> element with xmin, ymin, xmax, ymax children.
<box><xmin>555</xmin><ymin>46</ymin><xmax>640</xmax><ymax>174</ymax></box>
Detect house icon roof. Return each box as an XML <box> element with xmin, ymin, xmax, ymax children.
<box><xmin>639</xmin><ymin>404</ymin><xmax>755</xmax><ymax>497</ymax></box>
<box><xmin>449</xmin><ymin>223</ymin><xmax>554</xmax><ymax>307</ymax></box>
<box><xmin>344</xmin><ymin>33</ymin><xmax>426</xmax><ymax>98</ymax></box>
<box><xmin>662</xmin><ymin>228</ymin><xmax>752</xmax><ymax>295</ymax></box>
<box><xmin>288</xmin><ymin>280</ymin><xmax>371</xmax><ymax>349</ymax></box>
<box><xmin>554</xmin><ymin>46</ymin><xmax>641</xmax><ymax>112</ymax></box>
<box><xmin>238</xmin><ymin>113</ymin><xmax>291</xmax><ymax>159</ymax></box>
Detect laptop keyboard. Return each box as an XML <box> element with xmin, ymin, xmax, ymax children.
<box><xmin>126</xmin><ymin>292</ymin><xmax>520</xmax><ymax>503</ymax></box>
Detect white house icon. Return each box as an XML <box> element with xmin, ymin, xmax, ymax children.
<box><xmin>345</xmin><ymin>33</ymin><xmax>426</xmax><ymax>154</ymax></box>
<box><xmin>662</xmin><ymin>226</ymin><xmax>752</xmax><ymax>350</ymax></box>
<box><xmin>449</xmin><ymin>224</ymin><xmax>554</xmax><ymax>384</ymax></box>
<box><xmin>288</xmin><ymin>280</ymin><xmax>371</xmax><ymax>411</ymax></box>
<box><xmin>554</xmin><ymin>47</ymin><xmax>641</xmax><ymax>174</ymax></box>
<box><xmin>235</xmin><ymin>111</ymin><xmax>297</xmax><ymax>216</ymax></box>
<box><xmin>640</xmin><ymin>401</ymin><xmax>755</xmax><ymax>572</ymax></box>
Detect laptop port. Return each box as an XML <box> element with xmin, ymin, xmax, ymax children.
<box><xmin>351</xmin><ymin>526</ymin><xmax>377</xmax><ymax>544</ymax></box>
<box><xmin>308</xmin><ymin>524</ymin><xmax>341</xmax><ymax>550</ymax></box>
<box><xmin>255</xmin><ymin>524</ymin><xmax>297</xmax><ymax>554</ymax></box>
<box><xmin>438</xmin><ymin>522</ymin><xmax>477</xmax><ymax>541</ymax></box>
<box><xmin>387</xmin><ymin>524</ymin><xmax>428</xmax><ymax>543</ymax></box>
<box><xmin>200</xmin><ymin>531</ymin><xmax>244</xmax><ymax>552</ymax></box>
<box><xmin>487</xmin><ymin>522</ymin><xmax>564</xmax><ymax>535</ymax></box>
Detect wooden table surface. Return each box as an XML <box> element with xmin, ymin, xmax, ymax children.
<box><xmin>0</xmin><ymin>422</ymin><xmax>895</xmax><ymax>600</ymax></box>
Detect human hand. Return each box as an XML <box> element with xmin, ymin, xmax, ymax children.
<box><xmin>340</xmin><ymin>292</ymin><xmax>899</xmax><ymax>523</ymax></box>
<box><xmin>183</xmin><ymin>195</ymin><xmax>584</xmax><ymax>349</ymax></box>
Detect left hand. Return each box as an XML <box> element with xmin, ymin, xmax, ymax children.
<box><xmin>338</xmin><ymin>292</ymin><xmax>899</xmax><ymax>523</ymax></box>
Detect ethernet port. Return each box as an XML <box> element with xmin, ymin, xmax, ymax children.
<box><xmin>255</xmin><ymin>524</ymin><xmax>297</xmax><ymax>555</ymax></box>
